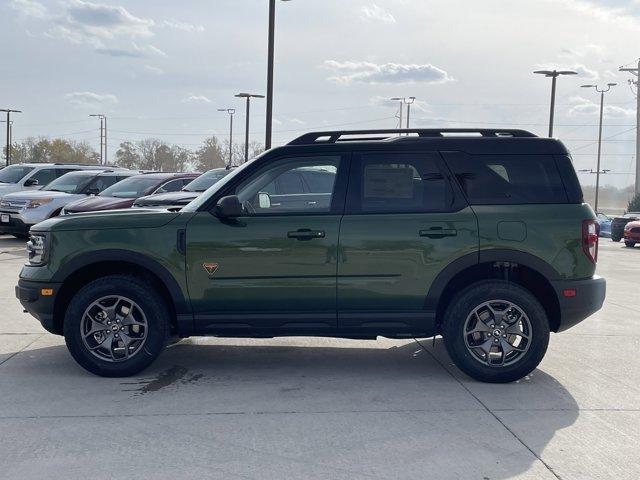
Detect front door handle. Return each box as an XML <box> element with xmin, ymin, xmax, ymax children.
<box><xmin>419</xmin><ymin>227</ymin><xmax>458</xmax><ymax>239</ymax></box>
<box><xmin>287</xmin><ymin>229</ymin><xmax>326</xmax><ymax>240</ymax></box>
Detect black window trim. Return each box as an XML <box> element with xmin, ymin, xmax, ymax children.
<box><xmin>344</xmin><ymin>150</ymin><xmax>463</xmax><ymax>216</ymax></box>
<box><xmin>203</xmin><ymin>152</ymin><xmax>352</xmax><ymax>218</ymax></box>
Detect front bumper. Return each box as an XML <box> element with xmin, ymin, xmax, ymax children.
<box><xmin>0</xmin><ymin>212</ymin><xmax>30</xmax><ymax>236</ymax></box>
<box><xmin>551</xmin><ymin>275</ymin><xmax>606</xmax><ymax>332</ymax></box>
<box><xmin>16</xmin><ymin>279</ymin><xmax>63</xmax><ymax>335</ymax></box>
<box><xmin>623</xmin><ymin>231</ymin><xmax>640</xmax><ymax>242</ymax></box>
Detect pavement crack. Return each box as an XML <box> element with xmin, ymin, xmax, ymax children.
<box><xmin>414</xmin><ymin>338</ymin><xmax>564</xmax><ymax>480</ymax></box>
<box><xmin>0</xmin><ymin>334</ymin><xmax>44</xmax><ymax>369</ymax></box>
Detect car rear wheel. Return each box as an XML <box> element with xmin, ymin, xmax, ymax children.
<box><xmin>442</xmin><ymin>280</ymin><xmax>550</xmax><ymax>383</ymax></box>
<box><xmin>625</xmin><ymin>241</ymin><xmax>636</xmax><ymax>248</ymax></box>
<box><xmin>63</xmin><ymin>275</ymin><xmax>170</xmax><ymax>377</ymax></box>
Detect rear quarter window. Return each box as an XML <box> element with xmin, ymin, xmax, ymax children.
<box><xmin>444</xmin><ymin>153</ymin><xmax>568</xmax><ymax>205</ymax></box>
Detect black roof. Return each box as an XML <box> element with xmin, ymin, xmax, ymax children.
<box><xmin>279</xmin><ymin>129</ymin><xmax>569</xmax><ymax>155</ymax></box>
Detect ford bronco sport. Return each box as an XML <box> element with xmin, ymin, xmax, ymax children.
<box><xmin>16</xmin><ymin>129</ymin><xmax>606</xmax><ymax>382</ymax></box>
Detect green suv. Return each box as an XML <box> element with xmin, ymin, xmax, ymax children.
<box><xmin>16</xmin><ymin>129</ymin><xmax>606</xmax><ymax>382</ymax></box>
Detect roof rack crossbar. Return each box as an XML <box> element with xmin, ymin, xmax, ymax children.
<box><xmin>288</xmin><ymin>129</ymin><xmax>537</xmax><ymax>145</ymax></box>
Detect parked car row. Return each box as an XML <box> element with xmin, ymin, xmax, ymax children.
<box><xmin>0</xmin><ymin>163</ymin><xmax>234</xmax><ymax>238</ymax></box>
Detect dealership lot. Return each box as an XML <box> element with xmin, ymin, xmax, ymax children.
<box><xmin>0</xmin><ymin>236</ymin><xmax>638</xmax><ymax>479</ymax></box>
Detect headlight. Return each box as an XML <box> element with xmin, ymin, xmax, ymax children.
<box><xmin>26</xmin><ymin>232</ymin><xmax>49</xmax><ymax>266</ymax></box>
<box><xmin>26</xmin><ymin>198</ymin><xmax>53</xmax><ymax>209</ymax></box>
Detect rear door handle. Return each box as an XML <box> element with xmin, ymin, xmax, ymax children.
<box><xmin>419</xmin><ymin>227</ymin><xmax>458</xmax><ymax>239</ymax></box>
<box><xmin>287</xmin><ymin>229</ymin><xmax>326</xmax><ymax>240</ymax></box>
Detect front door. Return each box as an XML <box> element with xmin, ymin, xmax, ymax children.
<box><xmin>337</xmin><ymin>151</ymin><xmax>478</xmax><ymax>336</ymax></box>
<box><xmin>186</xmin><ymin>154</ymin><xmax>348</xmax><ymax>335</ymax></box>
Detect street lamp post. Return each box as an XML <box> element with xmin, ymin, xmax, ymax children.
<box><xmin>218</xmin><ymin>108</ymin><xmax>236</xmax><ymax>168</ymax></box>
<box><xmin>235</xmin><ymin>93</ymin><xmax>265</xmax><ymax>163</ymax></box>
<box><xmin>581</xmin><ymin>83</ymin><xmax>617</xmax><ymax>213</ymax></box>
<box><xmin>405</xmin><ymin>96</ymin><xmax>416</xmax><ymax>129</ymax></box>
<box><xmin>533</xmin><ymin>70</ymin><xmax>577</xmax><ymax>137</ymax></box>
<box><xmin>265</xmin><ymin>0</ymin><xmax>292</xmax><ymax>151</ymax></box>
<box><xmin>1</xmin><ymin>109</ymin><xmax>21</xmax><ymax>166</ymax></box>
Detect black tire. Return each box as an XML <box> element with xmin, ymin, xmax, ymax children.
<box><xmin>442</xmin><ymin>280</ymin><xmax>550</xmax><ymax>383</ymax></box>
<box><xmin>625</xmin><ymin>241</ymin><xmax>636</xmax><ymax>248</ymax></box>
<box><xmin>611</xmin><ymin>234</ymin><xmax>622</xmax><ymax>242</ymax></box>
<box><xmin>63</xmin><ymin>275</ymin><xmax>170</xmax><ymax>377</ymax></box>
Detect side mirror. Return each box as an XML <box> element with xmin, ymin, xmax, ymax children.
<box><xmin>214</xmin><ymin>195</ymin><xmax>243</xmax><ymax>218</ymax></box>
<box><xmin>86</xmin><ymin>187</ymin><xmax>100</xmax><ymax>195</ymax></box>
<box><xmin>258</xmin><ymin>192</ymin><xmax>271</xmax><ymax>209</ymax></box>
<box><xmin>24</xmin><ymin>178</ymin><xmax>39</xmax><ymax>187</ymax></box>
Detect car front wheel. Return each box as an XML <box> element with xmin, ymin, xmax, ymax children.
<box><xmin>442</xmin><ymin>280</ymin><xmax>550</xmax><ymax>383</ymax></box>
<box><xmin>63</xmin><ymin>275</ymin><xmax>170</xmax><ymax>377</ymax></box>
<box><xmin>624</xmin><ymin>241</ymin><xmax>636</xmax><ymax>248</ymax></box>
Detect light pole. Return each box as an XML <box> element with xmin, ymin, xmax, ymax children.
<box><xmin>265</xmin><ymin>0</ymin><xmax>292</xmax><ymax>151</ymax></box>
<box><xmin>89</xmin><ymin>114</ymin><xmax>106</xmax><ymax>164</ymax></box>
<box><xmin>235</xmin><ymin>93</ymin><xmax>265</xmax><ymax>163</ymax></box>
<box><xmin>1</xmin><ymin>109</ymin><xmax>21</xmax><ymax>166</ymax></box>
<box><xmin>619</xmin><ymin>59</ymin><xmax>640</xmax><ymax>194</ymax></box>
<box><xmin>534</xmin><ymin>70</ymin><xmax>577</xmax><ymax>137</ymax></box>
<box><xmin>218</xmin><ymin>108</ymin><xmax>236</xmax><ymax>168</ymax></box>
<box><xmin>581</xmin><ymin>83</ymin><xmax>617</xmax><ymax>213</ymax></box>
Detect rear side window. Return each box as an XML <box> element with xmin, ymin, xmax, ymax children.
<box><xmin>445</xmin><ymin>153</ymin><xmax>568</xmax><ymax>205</ymax></box>
<box><xmin>347</xmin><ymin>152</ymin><xmax>449</xmax><ymax>214</ymax></box>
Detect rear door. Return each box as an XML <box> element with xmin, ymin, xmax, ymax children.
<box><xmin>337</xmin><ymin>150</ymin><xmax>478</xmax><ymax>335</ymax></box>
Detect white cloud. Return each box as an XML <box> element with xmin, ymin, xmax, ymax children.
<box><xmin>65</xmin><ymin>91</ymin><xmax>118</xmax><ymax>108</ymax></box>
<box><xmin>549</xmin><ymin>0</ymin><xmax>640</xmax><ymax>28</ymax></box>
<box><xmin>559</xmin><ymin>44</ymin><xmax>605</xmax><ymax>59</ymax></box>
<box><xmin>323</xmin><ymin>60</ymin><xmax>453</xmax><ymax>85</ymax></box>
<box><xmin>9</xmin><ymin>0</ymin><xmax>47</xmax><ymax>19</ymax></box>
<box><xmin>361</xmin><ymin>4</ymin><xmax>396</xmax><ymax>23</ymax></box>
<box><xmin>161</xmin><ymin>20</ymin><xmax>205</xmax><ymax>33</ymax></box>
<box><xmin>289</xmin><ymin>118</ymin><xmax>305</xmax><ymax>125</ymax></box>
<box><xmin>182</xmin><ymin>95</ymin><xmax>211</xmax><ymax>104</ymax></box>
<box><xmin>568</xmin><ymin>95</ymin><xmax>635</xmax><ymax>117</ymax></box>
<box><xmin>143</xmin><ymin>65</ymin><xmax>164</xmax><ymax>75</ymax></box>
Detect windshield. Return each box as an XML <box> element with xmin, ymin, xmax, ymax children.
<box><xmin>182</xmin><ymin>161</ymin><xmax>255</xmax><ymax>212</ymax></box>
<box><xmin>184</xmin><ymin>169</ymin><xmax>231</xmax><ymax>192</ymax></box>
<box><xmin>43</xmin><ymin>172</ymin><xmax>94</xmax><ymax>193</ymax></box>
<box><xmin>100</xmin><ymin>176</ymin><xmax>160</xmax><ymax>198</ymax></box>
<box><xmin>0</xmin><ymin>165</ymin><xmax>35</xmax><ymax>184</ymax></box>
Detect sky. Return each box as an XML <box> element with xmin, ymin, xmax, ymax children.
<box><xmin>1</xmin><ymin>0</ymin><xmax>639</xmax><ymax>187</ymax></box>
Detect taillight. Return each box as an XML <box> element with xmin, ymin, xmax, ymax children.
<box><xmin>582</xmin><ymin>219</ymin><xmax>599</xmax><ymax>263</ymax></box>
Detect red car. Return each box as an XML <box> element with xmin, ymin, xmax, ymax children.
<box><xmin>63</xmin><ymin>173</ymin><xmax>199</xmax><ymax>214</ymax></box>
<box><xmin>623</xmin><ymin>220</ymin><xmax>640</xmax><ymax>247</ymax></box>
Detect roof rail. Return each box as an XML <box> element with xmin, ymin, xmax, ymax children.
<box><xmin>287</xmin><ymin>129</ymin><xmax>537</xmax><ymax>145</ymax></box>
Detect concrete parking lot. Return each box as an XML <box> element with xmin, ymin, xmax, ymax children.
<box><xmin>0</xmin><ymin>236</ymin><xmax>638</xmax><ymax>480</ymax></box>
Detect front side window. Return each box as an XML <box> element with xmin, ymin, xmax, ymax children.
<box><xmin>446</xmin><ymin>153</ymin><xmax>567</xmax><ymax>205</ymax></box>
<box><xmin>348</xmin><ymin>153</ymin><xmax>448</xmax><ymax>214</ymax></box>
<box><xmin>86</xmin><ymin>175</ymin><xmax>120</xmax><ymax>193</ymax></box>
<box><xmin>155</xmin><ymin>179</ymin><xmax>186</xmax><ymax>194</ymax></box>
<box><xmin>29</xmin><ymin>168</ymin><xmax>58</xmax><ymax>187</ymax></box>
<box><xmin>234</xmin><ymin>156</ymin><xmax>340</xmax><ymax>215</ymax></box>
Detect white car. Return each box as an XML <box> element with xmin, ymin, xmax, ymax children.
<box><xmin>0</xmin><ymin>163</ymin><xmax>108</xmax><ymax>197</ymax></box>
<box><xmin>0</xmin><ymin>169</ymin><xmax>134</xmax><ymax>238</ymax></box>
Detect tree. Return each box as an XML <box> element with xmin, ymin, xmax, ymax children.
<box><xmin>194</xmin><ymin>136</ymin><xmax>226</xmax><ymax>171</ymax></box>
<box><xmin>115</xmin><ymin>141</ymin><xmax>140</xmax><ymax>169</ymax></box>
<box><xmin>5</xmin><ymin>137</ymin><xmax>99</xmax><ymax>164</ymax></box>
<box><xmin>628</xmin><ymin>192</ymin><xmax>640</xmax><ymax>212</ymax></box>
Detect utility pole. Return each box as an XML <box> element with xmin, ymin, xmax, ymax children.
<box><xmin>533</xmin><ymin>70</ymin><xmax>577</xmax><ymax>137</ymax></box>
<box><xmin>90</xmin><ymin>114</ymin><xmax>106</xmax><ymax>165</ymax></box>
<box><xmin>581</xmin><ymin>83</ymin><xmax>617</xmax><ymax>213</ymax></box>
<box><xmin>218</xmin><ymin>108</ymin><xmax>236</xmax><ymax>168</ymax></box>
<box><xmin>391</xmin><ymin>97</ymin><xmax>403</xmax><ymax>130</ymax></box>
<box><xmin>620</xmin><ymin>59</ymin><xmax>640</xmax><ymax>194</ymax></box>
<box><xmin>235</xmin><ymin>93</ymin><xmax>265</xmax><ymax>163</ymax></box>
<box><xmin>0</xmin><ymin>109</ymin><xmax>21</xmax><ymax>166</ymax></box>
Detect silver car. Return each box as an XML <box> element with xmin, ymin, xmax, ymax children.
<box><xmin>0</xmin><ymin>170</ymin><xmax>135</xmax><ymax>237</ymax></box>
<box><xmin>0</xmin><ymin>163</ymin><xmax>107</xmax><ymax>197</ymax></box>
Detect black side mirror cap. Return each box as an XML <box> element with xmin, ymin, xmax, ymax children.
<box><xmin>214</xmin><ymin>195</ymin><xmax>243</xmax><ymax>218</ymax></box>
<box><xmin>24</xmin><ymin>178</ymin><xmax>39</xmax><ymax>187</ymax></box>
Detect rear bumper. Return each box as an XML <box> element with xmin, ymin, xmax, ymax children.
<box><xmin>551</xmin><ymin>275</ymin><xmax>606</xmax><ymax>332</ymax></box>
<box><xmin>15</xmin><ymin>279</ymin><xmax>63</xmax><ymax>335</ymax></box>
